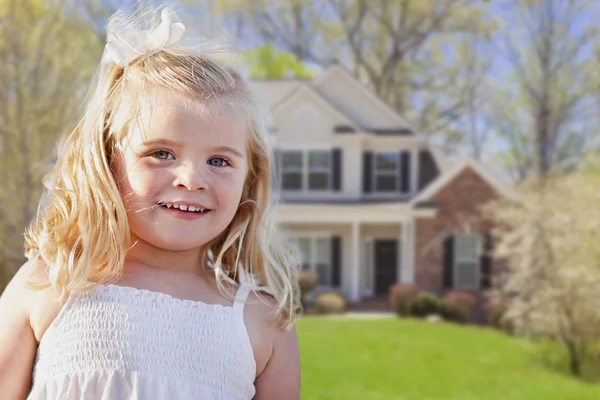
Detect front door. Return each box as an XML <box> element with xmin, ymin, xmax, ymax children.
<box><xmin>374</xmin><ymin>239</ymin><xmax>398</xmax><ymax>296</ymax></box>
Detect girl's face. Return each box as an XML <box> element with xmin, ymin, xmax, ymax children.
<box><xmin>113</xmin><ymin>88</ymin><xmax>249</xmax><ymax>253</ymax></box>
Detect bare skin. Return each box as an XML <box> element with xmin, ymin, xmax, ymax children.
<box><xmin>0</xmin><ymin>259</ymin><xmax>301</xmax><ymax>399</ymax></box>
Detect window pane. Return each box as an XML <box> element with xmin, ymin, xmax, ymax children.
<box><xmin>309</xmin><ymin>151</ymin><xmax>330</xmax><ymax>169</ymax></box>
<box><xmin>282</xmin><ymin>151</ymin><xmax>303</xmax><ymax>169</ymax></box>
<box><xmin>316</xmin><ymin>263</ymin><xmax>330</xmax><ymax>285</ymax></box>
<box><xmin>375</xmin><ymin>153</ymin><xmax>398</xmax><ymax>171</ymax></box>
<box><xmin>455</xmin><ymin>235</ymin><xmax>478</xmax><ymax>259</ymax></box>
<box><xmin>456</xmin><ymin>261</ymin><xmax>478</xmax><ymax>288</ymax></box>
<box><xmin>297</xmin><ymin>238</ymin><xmax>311</xmax><ymax>263</ymax></box>
<box><xmin>282</xmin><ymin>172</ymin><xmax>302</xmax><ymax>190</ymax></box>
<box><xmin>315</xmin><ymin>238</ymin><xmax>331</xmax><ymax>263</ymax></box>
<box><xmin>309</xmin><ymin>172</ymin><xmax>330</xmax><ymax>190</ymax></box>
<box><xmin>375</xmin><ymin>175</ymin><xmax>397</xmax><ymax>192</ymax></box>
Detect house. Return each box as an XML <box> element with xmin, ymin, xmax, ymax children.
<box><xmin>250</xmin><ymin>66</ymin><xmax>514</xmax><ymax>307</ymax></box>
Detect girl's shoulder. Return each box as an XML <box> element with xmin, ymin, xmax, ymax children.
<box><xmin>5</xmin><ymin>258</ymin><xmax>67</xmax><ymax>344</ymax></box>
<box><xmin>240</xmin><ymin>288</ymin><xmax>297</xmax><ymax>377</ymax></box>
<box><xmin>241</xmin><ymin>288</ymin><xmax>300</xmax><ymax>396</ymax></box>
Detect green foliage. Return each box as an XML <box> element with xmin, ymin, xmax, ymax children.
<box><xmin>408</xmin><ymin>292</ymin><xmax>441</xmax><ymax>318</ymax></box>
<box><xmin>298</xmin><ymin>318</ymin><xmax>600</xmax><ymax>398</ymax></box>
<box><xmin>242</xmin><ymin>44</ymin><xmax>315</xmax><ymax>79</ymax></box>
<box><xmin>0</xmin><ymin>0</ymin><xmax>103</xmax><ymax>292</ymax></box>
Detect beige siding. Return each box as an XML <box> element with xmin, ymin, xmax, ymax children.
<box><xmin>273</xmin><ymin>89</ymin><xmax>346</xmax><ymax>146</ymax></box>
<box><xmin>315</xmin><ymin>70</ymin><xmax>410</xmax><ymax>130</ymax></box>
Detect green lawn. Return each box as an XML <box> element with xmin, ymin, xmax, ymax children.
<box><xmin>297</xmin><ymin>316</ymin><xmax>600</xmax><ymax>400</ymax></box>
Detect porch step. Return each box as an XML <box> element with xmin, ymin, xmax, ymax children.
<box><xmin>351</xmin><ymin>297</ymin><xmax>391</xmax><ymax>312</ymax></box>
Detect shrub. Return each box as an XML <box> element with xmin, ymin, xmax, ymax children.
<box><xmin>485</xmin><ymin>298</ymin><xmax>514</xmax><ymax>334</ymax></box>
<box><xmin>314</xmin><ymin>291</ymin><xmax>348</xmax><ymax>315</ymax></box>
<box><xmin>408</xmin><ymin>292</ymin><xmax>441</xmax><ymax>318</ymax></box>
<box><xmin>298</xmin><ymin>269</ymin><xmax>318</xmax><ymax>308</ymax></box>
<box><xmin>441</xmin><ymin>291</ymin><xmax>477</xmax><ymax>323</ymax></box>
<box><xmin>388</xmin><ymin>283</ymin><xmax>420</xmax><ymax>316</ymax></box>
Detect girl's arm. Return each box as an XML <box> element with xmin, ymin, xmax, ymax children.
<box><xmin>0</xmin><ymin>261</ymin><xmax>38</xmax><ymax>399</ymax></box>
<box><xmin>253</xmin><ymin>324</ymin><xmax>301</xmax><ymax>400</ymax></box>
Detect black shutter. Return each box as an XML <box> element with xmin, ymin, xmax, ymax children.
<box><xmin>363</xmin><ymin>151</ymin><xmax>373</xmax><ymax>193</ymax></box>
<box><xmin>332</xmin><ymin>148</ymin><xmax>342</xmax><ymax>191</ymax></box>
<box><xmin>480</xmin><ymin>232</ymin><xmax>493</xmax><ymax>289</ymax></box>
<box><xmin>331</xmin><ymin>236</ymin><xmax>341</xmax><ymax>287</ymax></box>
<box><xmin>399</xmin><ymin>151</ymin><xmax>411</xmax><ymax>193</ymax></box>
<box><xmin>443</xmin><ymin>235</ymin><xmax>454</xmax><ymax>289</ymax></box>
<box><xmin>272</xmin><ymin>149</ymin><xmax>280</xmax><ymax>190</ymax></box>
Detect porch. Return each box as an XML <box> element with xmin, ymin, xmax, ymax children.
<box><xmin>278</xmin><ymin>204</ymin><xmax>422</xmax><ymax>302</ymax></box>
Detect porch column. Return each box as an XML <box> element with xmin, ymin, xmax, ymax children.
<box><xmin>401</xmin><ymin>219</ymin><xmax>415</xmax><ymax>283</ymax></box>
<box><xmin>350</xmin><ymin>221</ymin><xmax>361</xmax><ymax>301</ymax></box>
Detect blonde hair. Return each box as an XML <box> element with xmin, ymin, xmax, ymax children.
<box><xmin>24</xmin><ymin>5</ymin><xmax>301</xmax><ymax>328</ymax></box>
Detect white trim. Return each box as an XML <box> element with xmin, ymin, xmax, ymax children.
<box><xmin>350</xmin><ymin>222</ymin><xmax>361</xmax><ymax>301</ymax></box>
<box><xmin>271</xmin><ymin>85</ymin><xmax>359</xmax><ymax>130</ymax></box>
<box><xmin>313</xmin><ymin>66</ymin><xmax>424</xmax><ymax>137</ymax></box>
<box><xmin>410</xmin><ymin>158</ymin><xmax>516</xmax><ymax>207</ymax></box>
<box><xmin>275</xmin><ymin>203</ymin><xmax>437</xmax><ymax>224</ymax></box>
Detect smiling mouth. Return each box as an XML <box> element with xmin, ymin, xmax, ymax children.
<box><xmin>157</xmin><ymin>202</ymin><xmax>211</xmax><ymax>213</ymax></box>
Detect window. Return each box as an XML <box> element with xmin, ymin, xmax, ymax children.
<box><xmin>454</xmin><ymin>235</ymin><xmax>480</xmax><ymax>289</ymax></box>
<box><xmin>374</xmin><ymin>152</ymin><xmax>398</xmax><ymax>192</ymax></box>
<box><xmin>308</xmin><ymin>151</ymin><xmax>331</xmax><ymax>190</ymax></box>
<box><xmin>281</xmin><ymin>151</ymin><xmax>303</xmax><ymax>190</ymax></box>
<box><xmin>291</xmin><ymin>236</ymin><xmax>331</xmax><ymax>286</ymax></box>
<box><xmin>280</xmin><ymin>150</ymin><xmax>331</xmax><ymax>191</ymax></box>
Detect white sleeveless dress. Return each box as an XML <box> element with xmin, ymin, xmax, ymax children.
<box><xmin>27</xmin><ymin>283</ymin><xmax>257</xmax><ymax>400</ymax></box>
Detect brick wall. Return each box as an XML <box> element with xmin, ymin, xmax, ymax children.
<box><xmin>415</xmin><ymin>167</ymin><xmax>501</xmax><ymax>295</ymax></box>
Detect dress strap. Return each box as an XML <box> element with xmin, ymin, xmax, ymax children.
<box><xmin>233</xmin><ymin>283</ymin><xmax>252</xmax><ymax>312</ymax></box>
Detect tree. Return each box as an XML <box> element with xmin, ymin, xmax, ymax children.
<box><xmin>489</xmin><ymin>0</ymin><xmax>599</xmax><ymax>180</ymax></box>
<box><xmin>242</xmin><ymin>44</ymin><xmax>316</xmax><ymax>79</ymax></box>
<box><xmin>485</xmin><ymin>159</ymin><xmax>600</xmax><ymax>377</ymax></box>
<box><xmin>214</xmin><ymin>0</ymin><xmax>497</xmax><ymax>145</ymax></box>
<box><xmin>0</xmin><ymin>0</ymin><xmax>102</xmax><ymax>292</ymax></box>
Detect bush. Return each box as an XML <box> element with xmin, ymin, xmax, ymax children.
<box><xmin>441</xmin><ymin>291</ymin><xmax>477</xmax><ymax>323</ymax></box>
<box><xmin>485</xmin><ymin>299</ymin><xmax>514</xmax><ymax>334</ymax></box>
<box><xmin>388</xmin><ymin>283</ymin><xmax>420</xmax><ymax>316</ymax></box>
<box><xmin>298</xmin><ymin>269</ymin><xmax>318</xmax><ymax>308</ymax></box>
<box><xmin>314</xmin><ymin>291</ymin><xmax>348</xmax><ymax>315</ymax></box>
<box><xmin>408</xmin><ymin>292</ymin><xmax>441</xmax><ymax>318</ymax></box>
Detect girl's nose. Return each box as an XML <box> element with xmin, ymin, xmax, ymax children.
<box><xmin>173</xmin><ymin>164</ymin><xmax>209</xmax><ymax>191</ymax></box>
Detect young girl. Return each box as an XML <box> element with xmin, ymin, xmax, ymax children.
<box><xmin>0</xmin><ymin>6</ymin><xmax>301</xmax><ymax>400</ymax></box>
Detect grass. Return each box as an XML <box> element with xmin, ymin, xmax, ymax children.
<box><xmin>297</xmin><ymin>316</ymin><xmax>600</xmax><ymax>400</ymax></box>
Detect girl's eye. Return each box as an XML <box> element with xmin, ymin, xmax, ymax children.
<box><xmin>208</xmin><ymin>157</ymin><xmax>230</xmax><ymax>167</ymax></box>
<box><xmin>152</xmin><ymin>150</ymin><xmax>174</xmax><ymax>160</ymax></box>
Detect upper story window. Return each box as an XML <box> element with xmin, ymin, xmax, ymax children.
<box><xmin>281</xmin><ymin>150</ymin><xmax>331</xmax><ymax>191</ymax></box>
<box><xmin>374</xmin><ymin>152</ymin><xmax>399</xmax><ymax>192</ymax></box>
<box><xmin>364</xmin><ymin>150</ymin><xmax>411</xmax><ymax>195</ymax></box>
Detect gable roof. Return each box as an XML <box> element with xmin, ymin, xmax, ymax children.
<box><xmin>249</xmin><ymin>66</ymin><xmax>422</xmax><ymax>137</ymax></box>
<box><xmin>270</xmin><ymin>84</ymin><xmax>359</xmax><ymax>129</ymax></box>
<box><xmin>409</xmin><ymin>158</ymin><xmax>516</xmax><ymax>207</ymax></box>
<box><xmin>313</xmin><ymin>65</ymin><xmax>416</xmax><ymax>132</ymax></box>
<box><xmin>249</xmin><ymin>80</ymin><xmax>303</xmax><ymax>109</ymax></box>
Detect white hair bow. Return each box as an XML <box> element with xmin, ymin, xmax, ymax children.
<box><xmin>102</xmin><ymin>7</ymin><xmax>186</xmax><ymax>67</ymax></box>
